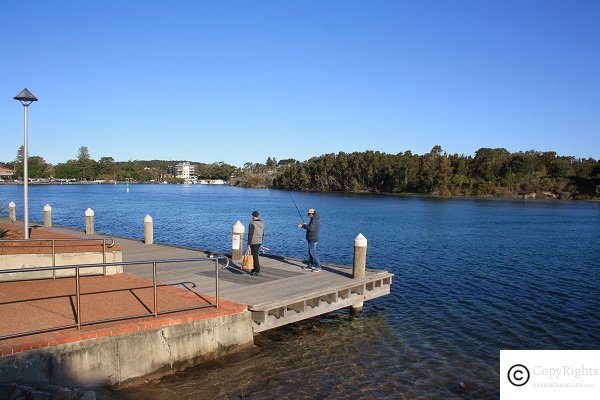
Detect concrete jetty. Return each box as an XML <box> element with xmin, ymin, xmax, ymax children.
<box><xmin>0</xmin><ymin>223</ymin><xmax>393</xmax><ymax>388</ymax></box>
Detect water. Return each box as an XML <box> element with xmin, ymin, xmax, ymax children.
<box><xmin>1</xmin><ymin>184</ymin><xmax>599</xmax><ymax>399</ymax></box>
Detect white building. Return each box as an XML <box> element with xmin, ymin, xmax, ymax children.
<box><xmin>169</xmin><ymin>162</ymin><xmax>197</xmax><ymax>183</ymax></box>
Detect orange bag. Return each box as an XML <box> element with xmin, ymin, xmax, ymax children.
<box><xmin>242</xmin><ymin>247</ymin><xmax>254</xmax><ymax>270</ymax></box>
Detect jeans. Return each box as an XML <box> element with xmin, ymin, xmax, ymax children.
<box><xmin>250</xmin><ymin>243</ymin><xmax>261</xmax><ymax>273</ymax></box>
<box><xmin>307</xmin><ymin>241</ymin><xmax>320</xmax><ymax>269</ymax></box>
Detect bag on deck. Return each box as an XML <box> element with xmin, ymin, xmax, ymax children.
<box><xmin>242</xmin><ymin>247</ymin><xmax>254</xmax><ymax>270</ymax></box>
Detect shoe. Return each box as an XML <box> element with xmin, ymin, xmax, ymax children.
<box><xmin>311</xmin><ymin>268</ymin><xmax>322</xmax><ymax>272</ymax></box>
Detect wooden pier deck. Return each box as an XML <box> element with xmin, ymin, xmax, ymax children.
<box><xmin>22</xmin><ymin>225</ymin><xmax>394</xmax><ymax>333</ymax></box>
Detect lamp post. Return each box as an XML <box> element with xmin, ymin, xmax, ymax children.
<box><xmin>14</xmin><ymin>88</ymin><xmax>38</xmax><ymax>239</ymax></box>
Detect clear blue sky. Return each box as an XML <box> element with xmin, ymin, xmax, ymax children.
<box><xmin>1</xmin><ymin>1</ymin><xmax>598</xmax><ymax>167</ymax></box>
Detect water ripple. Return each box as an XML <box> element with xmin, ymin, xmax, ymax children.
<box><xmin>2</xmin><ymin>185</ymin><xmax>598</xmax><ymax>399</ymax></box>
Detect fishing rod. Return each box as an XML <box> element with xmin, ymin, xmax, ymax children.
<box><xmin>289</xmin><ymin>192</ymin><xmax>305</xmax><ymax>223</ymax></box>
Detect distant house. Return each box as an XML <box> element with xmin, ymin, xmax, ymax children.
<box><xmin>0</xmin><ymin>167</ymin><xmax>15</xmax><ymax>180</ymax></box>
<box><xmin>168</xmin><ymin>162</ymin><xmax>197</xmax><ymax>183</ymax></box>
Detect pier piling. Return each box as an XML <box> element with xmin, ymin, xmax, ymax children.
<box><xmin>144</xmin><ymin>214</ymin><xmax>154</xmax><ymax>244</ymax></box>
<box><xmin>232</xmin><ymin>221</ymin><xmax>244</xmax><ymax>262</ymax></box>
<box><xmin>43</xmin><ymin>204</ymin><xmax>52</xmax><ymax>227</ymax></box>
<box><xmin>85</xmin><ymin>208</ymin><xmax>95</xmax><ymax>235</ymax></box>
<box><xmin>8</xmin><ymin>201</ymin><xmax>16</xmax><ymax>223</ymax></box>
<box><xmin>351</xmin><ymin>233</ymin><xmax>368</xmax><ymax>314</ymax></box>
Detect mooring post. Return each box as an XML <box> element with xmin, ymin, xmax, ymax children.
<box><xmin>144</xmin><ymin>214</ymin><xmax>154</xmax><ymax>244</ymax></box>
<box><xmin>43</xmin><ymin>204</ymin><xmax>52</xmax><ymax>227</ymax></box>
<box><xmin>232</xmin><ymin>221</ymin><xmax>245</xmax><ymax>262</ymax></box>
<box><xmin>353</xmin><ymin>233</ymin><xmax>367</xmax><ymax>279</ymax></box>
<box><xmin>85</xmin><ymin>208</ymin><xmax>95</xmax><ymax>235</ymax></box>
<box><xmin>351</xmin><ymin>233</ymin><xmax>368</xmax><ymax>314</ymax></box>
<box><xmin>8</xmin><ymin>201</ymin><xmax>16</xmax><ymax>223</ymax></box>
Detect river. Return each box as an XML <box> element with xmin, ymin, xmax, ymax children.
<box><xmin>1</xmin><ymin>184</ymin><xmax>599</xmax><ymax>399</ymax></box>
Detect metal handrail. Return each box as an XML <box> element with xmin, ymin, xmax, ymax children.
<box><xmin>0</xmin><ymin>237</ymin><xmax>116</xmax><ymax>279</ymax></box>
<box><xmin>0</xmin><ymin>256</ymin><xmax>225</xmax><ymax>340</ymax></box>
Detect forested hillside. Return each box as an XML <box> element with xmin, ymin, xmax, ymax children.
<box><xmin>259</xmin><ymin>147</ymin><xmax>599</xmax><ymax>199</ymax></box>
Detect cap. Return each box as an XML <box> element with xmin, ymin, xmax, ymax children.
<box><xmin>307</xmin><ymin>208</ymin><xmax>316</xmax><ymax>214</ymax></box>
<box><xmin>252</xmin><ymin>211</ymin><xmax>260</xmax><ymax>217</ymax></box>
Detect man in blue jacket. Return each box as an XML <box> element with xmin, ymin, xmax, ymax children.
<box><xmin>297</xmin><ymin>208</ymin><xmax>321</xmax><ymax>272</ymax></box>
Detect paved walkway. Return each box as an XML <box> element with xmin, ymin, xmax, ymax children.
<box><xmin>0</xmin><ymin>223</ymin><xmax>247</xmax><ymax>355</ymax></box>
<box><xmin>0</xmin><ymin>222</ymin><xmax>392</xmax><ymax>352</ymax></box>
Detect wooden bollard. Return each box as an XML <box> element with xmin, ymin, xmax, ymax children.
<box><xmin>43</xmin><ymin>204</ymin><xmax>52</xmax><ymax>227</ymax></box>
<box><xmin>231</xmin><ymin>221</ymin><xmax>245</xmax><ymax>262</ymax></box>
<box><xmin>353</xmin><ymin>233</ymin><xmax>367</xmax><ymax>279</ymax></box>
<box><xmin>85</xmin><ymin>208</ymin><xmax>95</xmax><ymax>235</ymax></box>
<box><xmin>8</xmin><ymin>201</ymin><xmax>16</xmax><ymax>223</ymax></box>
<box><xmin>351</xmin><ymin>233</ymin><xmax>368</xmax><ymax>314</ymax></box>
<box><xmin>144</xmin><ymin>214</ymin><xmax>154</xmax><ymax>244</ymax></box>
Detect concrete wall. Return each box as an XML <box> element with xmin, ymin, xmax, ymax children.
<box><xmin>0</xmin><ymin>311</ymin><xmax>254</xmax><ymax>388</ymax></box>
<box><xmin>0</xmin><ymin>251</ymin><xmax>123</xmax><ymax>281</ymax></box>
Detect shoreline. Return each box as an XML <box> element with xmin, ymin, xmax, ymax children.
<box><xmin>1</xmin><ymin>180</ymin><xmax>598</xmax><ymax>202</ymax></box>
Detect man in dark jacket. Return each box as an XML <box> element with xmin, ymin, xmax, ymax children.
<box><xmin>297</xmin><ymin>208</ymin><xmax>321</xmax><ymax>271</ymax></box>
<box><xmin>248</xmin><ymin>210</ymin><xmax>265</xmax><ymax>276</ymax></box>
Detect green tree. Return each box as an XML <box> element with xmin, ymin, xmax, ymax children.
<box><xmin>28</xmin><ymin>156</ymin><xmax>51</xmax><ymax>179</ymax></box>
<box><xmin>77</xmin><ymin>146</ymin><xmax>97</xmax><ymax>180</ymax></box>
<box><xmin>12</xmin><ymin>146</ymin><xmax>51</xmax><ymax>179</ymax></box>
<box><xmin>473</xmin><ymin>148</ymin><xmax>510</xmax><ymax>181</ymax></box>
<box><xmin>97</xmin><ymin>157</ymin><xmax>116</xmax><ymax>180</ymax></box>
<box><xmin>54</xmin><ymin>160</ymin><xmax>80</xmax><ymax>179</ymax></box>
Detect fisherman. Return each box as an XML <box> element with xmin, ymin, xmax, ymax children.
<box><xmin>248</xmin><ymin>210</ymin><xmax>265</xmax><ymax>276</ymax></box>
<box><xmin>297</xmin><ymin>208</ymin><xmax>321</xmax><ymax>271</ymax></box>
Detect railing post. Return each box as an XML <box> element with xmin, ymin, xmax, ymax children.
<box><xmin>231</xmin><ymin>221</ymin><xmax>245</xmax><ymax>262</ymax></box>
<box><xmin>153</xmin><ymin>262</ymin><xmax>158</xmax><ymax>318</ymax></box>
<box><xmin>8</xmin><ymin>201</ymin><xmax>16</xmax><ymax>223</ymax></box>
<box><xmin>351</xmin><ymin>233</ymin><xmax>368</xmax><ymax>314</ymax></box>
<box><xmin>43</xmin><ymin>204</ymin><xmax>52</xmax><ymax>227</ymax></box>
<box><xmin>52</xmin><ymin>239</ymin><xmax>56</xmax><ymax>280</ymax></box>
<box><xmin>215</xmin><ymin>258</ymin><xmax>220</xmax><ymax>308</ymax></box>
<box><xmin>85</xmin><ymin>208</ymin><xmax>95</xmax><ymax>234</ymax></box>
<box><xmin>76</xmin><ymin>266</ymin><xmax>81</xmax><ymax>330</ymax></box>
<box><xmin>144</xmin><ymin>214</ymin><xmax>154</xmax><ymax>244</ymax></box>
<box><xmin>102</xmin><ymin>239</ymin><xmax>107</xmax><ymax>275</ymax></box>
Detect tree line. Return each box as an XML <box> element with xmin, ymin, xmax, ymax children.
<box><xmin>267</xmin><ymin>146</ymin><xmax>599</xmax><ymax>199</ymax></box>
<box><xmin>1</xmin><ymin>146</ymin><xmax>237</xmax><ymax>183</ymax></box>
<box><xmin>2</xmin><ymin>145</ymin><xmax>599</xmax><ymax>199</ymax></box>
<box><xmin>229</xmin><ymin>146</ymin><xmax>599</xmax><ymax>199</ymax></box>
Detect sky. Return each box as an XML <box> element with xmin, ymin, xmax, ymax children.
<box><xmin>1</xmin><ymin>1</ymin><xmax>599</xmax><ymax>167</ymax></box>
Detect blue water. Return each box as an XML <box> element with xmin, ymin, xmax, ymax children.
<box><xmin>1</xmin><ymin>184</ymin><xmax>599</xmax><ymax>399</ymax></box>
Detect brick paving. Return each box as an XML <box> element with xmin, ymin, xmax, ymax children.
<box><xmin>0</xmin><ymin>222</ymin><xmax>247</xmax><ymax>355</ymax></box>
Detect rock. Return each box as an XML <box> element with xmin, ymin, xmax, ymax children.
<box><xmin>80</xmin><ymin>391</ymin><xmax>96</xmax><ymax>400</ymax></box>
<box><xmin>52</xmin><ymin>387</ymin><xmax>80</xmax><ymax>400</ymax></box>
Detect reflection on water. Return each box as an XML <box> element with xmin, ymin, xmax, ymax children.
<box><xmin>1</xmin><ymin>185</ymin><xmax>598</xmax><ymax>399</ymax></box>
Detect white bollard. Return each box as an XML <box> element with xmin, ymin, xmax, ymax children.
<box><xmin>85</xmin><ymin>208</ymin><xmax>95</xmax><ymax>235</ymax></box>
<box><xmin>231</xmin><ymin>221</ymin><xmax>245</xmax><ymax>262</ymax></box>
<box><xmin>8</xmin><ymin>201</ymin><xmax>16</xmax><ymax>223</ymax></box>
<box><xmin>144</xmin><ymin>214</ymin><xmax>154</xmax><ymax>244</ymax></box>
<box><xmin>353</xmin><ymin>233</ymin><xmax>367</xmax><ymax>279</ymax></box>
<box><xmin>351</xmin><ymin>233</ymin><xmax>368</xmax><ymax>314</ymax></box>
<box><xmin>43</xmin><ymin>204</ymin><xmax>52</xmax><ymax>227</ymax></box>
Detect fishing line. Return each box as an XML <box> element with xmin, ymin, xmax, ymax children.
<box><xmin>289</xmin><ymin>192</ymin><xmax>305</xmax><ymax>223</ymax></box>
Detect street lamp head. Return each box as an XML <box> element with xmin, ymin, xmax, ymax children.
<box><xmin>14</xmin><ymin>88</ymin><xmax>38</xmax><ymax>106</ymax></box>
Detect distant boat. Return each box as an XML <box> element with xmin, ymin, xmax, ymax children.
<box><xmin>199</xmin><ymin>179</ymin><xmax>225</xmax><ymax>185</ymax></box>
